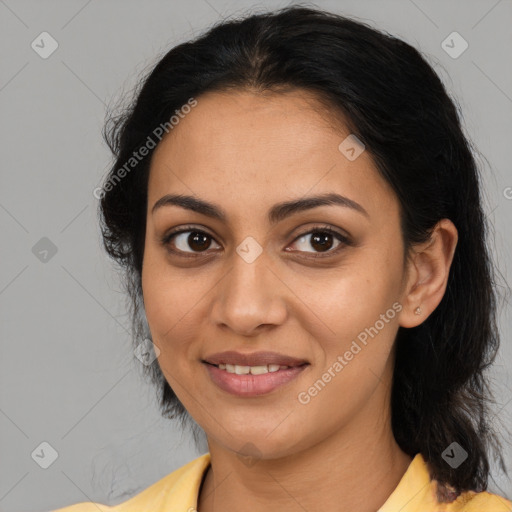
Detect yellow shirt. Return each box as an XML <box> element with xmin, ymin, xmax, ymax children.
<box><xmin>52</xmin><ymin>452</ymin><xmax>512</xmax><ymax>512</ymax></box>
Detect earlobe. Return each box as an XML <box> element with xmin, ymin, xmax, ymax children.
<box><xmin>398</xmin><ymin>219</ymin><xmax>458</xmax><ymax>328</ymax></box>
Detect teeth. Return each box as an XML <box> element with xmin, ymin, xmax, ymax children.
<box><xmin>217</xmin><ymin>363</ymin><xmax>290</xmax><ymax>374</ymax></box>
<box><xmin>249</xmin><ymin>365</ymin><xmax>268</xmax><ymax>375</ymax></box>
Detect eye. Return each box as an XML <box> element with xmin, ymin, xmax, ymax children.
<box><xmin>288</xmin><ymin>226</ymin><xmax>350</xmax><ymax>256</ymax></box>
<box><xmin>161</xmin><ymin>224</ymin><xmax>351</xmax><ymax>258</ymax></box>
<box><xmin>161</xmin><ymin>226</ymin><xmax>221</xmax><ymax>256</ymax></box>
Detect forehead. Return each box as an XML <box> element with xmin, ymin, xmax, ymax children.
<box><xmin>147</xmin><ymin>89</ymin><xmax>397</xmax><ymax>222</ymax></box>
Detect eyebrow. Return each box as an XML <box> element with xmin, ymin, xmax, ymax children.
<box><xmin>151</xmin><ymin>192</ymin><xmax>369</xmax><ymax>223</ymax></box>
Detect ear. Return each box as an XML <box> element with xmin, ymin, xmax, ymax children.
<box><xmin>398</xmin><ymin>219</ymin><xmax>458</xmax><ymax>328</ymax></box>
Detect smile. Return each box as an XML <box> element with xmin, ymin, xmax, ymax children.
<box><xmin>203</xmin><ymin>361</ymin><xmax>309</xmax><ymax>397</ymax></box>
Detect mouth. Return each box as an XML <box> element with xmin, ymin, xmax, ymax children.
<box><xmin>202</xmin><ymin>360</ymin><xmax>310</xmax><ymax>398</ymax></box>
<box><xmin>201</xmin><ymin>351</ymin><xmax>310</xmax><ymax>397</ymax></box>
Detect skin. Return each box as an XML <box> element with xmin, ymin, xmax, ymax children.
<box><xmin>141</xmin><ymin>89</ymin><xmax>458</xmax><ymax>512</ymax></box>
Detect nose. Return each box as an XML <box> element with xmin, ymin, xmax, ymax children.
<box><xmin>209</xmin><ymin>250</ymin><xmax>288</xmax><ymax>337</ymax></box>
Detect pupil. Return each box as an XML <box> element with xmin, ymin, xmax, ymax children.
<box><xmin>311</xmin><ymin>233</ymin><xmax>333</xmax><ymax>252</ymax></box>
<box><xmin>189</xmin><ymin>232</ymin><xmax>210</xmax><ymax>251</ymax></box>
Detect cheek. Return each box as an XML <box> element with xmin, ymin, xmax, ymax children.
<box><xmin>299</xmin><ymin>256</ymin><xmax>401</xmax><ymax>344</ymax></box>
<box><xmin>141</xmin><ymin>247</ymin><xmax>214</xmax><ymax>369</ymax></box>
<box><xmin>141</xmin><ymin>247</ymin><xmax>187</xmax><ymax>346</ymax></box>
<box><xmin>297</xmin><ymin>282</ymin><xmax>400</xmax><ymax>418</ymax></box>
<box><xmin>295</xmin><ymin>250</ymin><xmax>403</xmax><ymax>398</ymax></box>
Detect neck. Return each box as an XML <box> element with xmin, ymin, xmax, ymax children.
<box><xmin>198</xmin><ymin>369</ymin><xmax>412</xmax><ymax>512</ymax></box>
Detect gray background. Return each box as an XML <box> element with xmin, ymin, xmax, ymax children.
<box><xmin>1</xmin><ymin>1</ymin><xmax>511</xmax><ymax>511</ymax></box>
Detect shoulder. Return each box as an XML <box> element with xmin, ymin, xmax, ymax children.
<box><xmin>51</xmin><ymin>504</ymin><xmax>112</xmax><ymax>512</ymax></box>
<box><xmin>445</xmin><ymin>489</ymin><xmax>512</xmax><ymax>511</ymax></box>
<box><xmin>51</xmin><ymin>453</ymin><xmax>211</xmax><ymax>512</ymax></box>
<box><xmin>51</xmin><ymin>499</ymin><xmax>113</xmax><ymax>512</ymax></box>
<box><xmin>379</xmin><ymin>453</ymin><xmax>512</xmax><ymax>512</ymax></box>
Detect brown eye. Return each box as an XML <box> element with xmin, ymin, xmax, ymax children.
<box><xmin>310</xmin><ymin>232</ymin><xmax>335</xmax><ymax>252</ymax></box>
<box><xmin>185</xmin><ymin>232</ymin><xmax>212</xmax><ymax>251</ymax></box>
<box><xmin>163</xmin><ymin>228</ymin><xmax>221</xmax><ymax>255</ymax></box>
<box><xmin>289</xmin><ymin>227</ymin><xmax>350</xmax><ymax>255</ymax></box>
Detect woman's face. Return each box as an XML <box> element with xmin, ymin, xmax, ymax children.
<box><xmin>142</xmin><ymin>89</ymin><xmax>412</xmax><ymax>459</ymax></box>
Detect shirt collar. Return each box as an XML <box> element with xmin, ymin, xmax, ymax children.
<box><xmin>378</xmin><ymin>453</ymin><xmax>435</xmax><ymax>512</ymax></box>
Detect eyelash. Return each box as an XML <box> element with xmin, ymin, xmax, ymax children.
<box><xmin>160</xmin><ymin>224</ymin><xmax>352</xmax><ymax>259</ymax></box>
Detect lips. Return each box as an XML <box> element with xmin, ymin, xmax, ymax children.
<box><xmin>203</xmin><ymin>350</ymin><xmax>308</xmax><ymax>368</ymax></box>
<box><xmin>205</xmin><ymin>363</ymin><xmax>308</xmax><ymax>396</ymax></box>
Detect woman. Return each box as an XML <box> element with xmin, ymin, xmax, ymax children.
<box><xmin>54</xmin><ymin>5</ymin><xmax>512</xmax><ymax>512</ymax></box>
